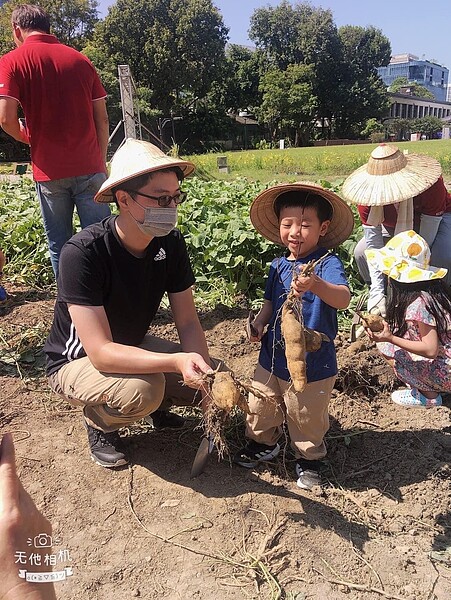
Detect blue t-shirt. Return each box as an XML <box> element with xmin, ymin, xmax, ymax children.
<box><xmin>259</xmin><ymin>247</ymin><xmax>348</xmax><ymax>383</ymax></box>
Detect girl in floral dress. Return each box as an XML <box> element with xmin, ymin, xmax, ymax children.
<box><xmin>365</xmin><ymin>230</ymin><xmax>451</xmax><ymax>407</ymax></box>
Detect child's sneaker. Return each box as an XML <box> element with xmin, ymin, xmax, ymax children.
<box><xmin>391</xmin><ymin>388</ymin><xmax>442</xmax><ymax>408</ymax></box>
<box><xmin>0</xmin><ymin>285</ymin><xmax>7</xmax><ymax>303</ymax></box>
<box><xmin>234</xmin><ymin>440</ymin><xmax>280</xmax><ymax>468</ymax></box>
<box><xmin>296</xmin><ymin>459</ymin><xmax>323</xmax><ymax>490</ymax></box>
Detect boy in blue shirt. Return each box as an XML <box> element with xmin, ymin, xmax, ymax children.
<box><xmin>235</xmin><ymin>182</ymin><xmax>354</xmax><ymax>489</ymax></box>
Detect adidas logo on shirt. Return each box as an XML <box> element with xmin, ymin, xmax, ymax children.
<box><xmin>154</xmin><ymin>248</ymin><xmax>166</xmax><ymax>262</ymax></box>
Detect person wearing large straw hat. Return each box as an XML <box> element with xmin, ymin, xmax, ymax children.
<box><xmin>234</xmin><ymin>182</ymin><xmax>353</xmax><ymax>489</ymax></box>
<box><xmin>44</xmin><ymin>138</ymin><xmax>214</xmax><ymax>468</ymax></box>
<box><xmin>342</xmin><ymin>144</ymin><xmax>451</xmax><ymax>316</ymax></box>
<box><xmin>364</xmin><ymin>230</ymin><xmax>451</xmax><ymax>408</ymax></box>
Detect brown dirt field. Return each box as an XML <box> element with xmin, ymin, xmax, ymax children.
<box><xmin>0</xmin><ymin>289</ymin><xmax>450</xmax><ymax>600</ymax></box>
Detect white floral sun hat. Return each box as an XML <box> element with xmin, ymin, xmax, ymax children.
<box><xmin>365</xmin><ymin>230</ymin><xmax>448</xmax><ymax>283</ymax></box>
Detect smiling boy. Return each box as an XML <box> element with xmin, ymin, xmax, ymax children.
<box><xmin>234</xmin><ymin>183</ymin><xmax>353</xmax><ymax>489</ymax></box>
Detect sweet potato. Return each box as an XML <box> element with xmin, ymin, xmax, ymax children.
<box><xmin>304</xmin><ymin>328</ymin><xmax>330</xmax><ymax>352</ymax></box>
<box><xmin>356</xmin><ymin>311</ymin><xmax>384</xmax><ymax>332</ymax></box>
<box><xmin>280</xmin><ymin>254</ymin><xmax>332</xmax><ymax>393</ymax></box>
<box><xmin>210</xmin><ymin>371</ymin><xmax>242</xmax><ymax>411</ymax></box>
<box><xmin>281</xmin><ymin>301</ymin><xmax>307</xmax><ymax>393</ymax></box>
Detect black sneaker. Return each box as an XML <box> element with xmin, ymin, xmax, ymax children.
<box><xmin>234</xmin><ymin>440</ymin><xmax>281</xmax><ymax>468</ymax></box>
<box><xmin>295</xmin><ymin>459</ymin><xmax>323</xmax><ymax>490</ymax></box>
<box><xmin>84</xmin><ymin>421</ymin><xmax>128</xmax><ymax>468</ymax></box>
<box><xmin>145</xmin><ymin>409</ymin><xmax>186</xmax><ymax>430</ymax></box>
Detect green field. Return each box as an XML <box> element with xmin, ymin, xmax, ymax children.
<box><xmin>187</xmin><ymin>139</ymin><xmax>451</xmax><ymax>183</ymax></box>
<box><xmin>1</xmin><ymin>138</ymin><xmax>450</xmax><ymax>309</ymax></box>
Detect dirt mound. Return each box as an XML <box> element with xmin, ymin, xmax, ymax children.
<box><xmin>1</xmin><ymin>291</ymin><xmax>450</xmax><ymax>599</ymax></box>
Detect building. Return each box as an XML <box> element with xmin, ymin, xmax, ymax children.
<box><xmin>387</xmin><ymin>92</ymin><xmax>451</xmax><ymax>120</ymax></box>
<box><xmin>378</xmin><ymin>54</ymin><xmax>449</xmax><ymax>102</ymax></box>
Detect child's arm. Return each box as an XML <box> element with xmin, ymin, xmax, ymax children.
<box><xmin>368</xmin><ymin>320</ymin><xmax>440</xmax><ymax>359</ymax></box>
<box><xmin>249</xmin><ymin>300</ymin><xmax>273</xmax><ymax>341</ymax></box>
<box><xmin>291</xmin><ymin>273</ymin><xmax>350</xmax><ymax>309</ymax></box>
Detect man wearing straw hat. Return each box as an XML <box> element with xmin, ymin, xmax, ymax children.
<box><xmin>342</xmin><ymin>144</ymin><xmax>451</xmax><ymax>316</ymax></box>
<box><xmin>44</xmin><ymin>139</ymin><xmax>213</xmax><ymax>468</ymax></box>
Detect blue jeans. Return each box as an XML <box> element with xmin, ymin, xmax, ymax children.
<box><xmin>36</xmin><ymin>173</ymin><xmax>111</xmax><ymax>278</ymax></box>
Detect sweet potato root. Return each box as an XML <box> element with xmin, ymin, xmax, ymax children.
<box><xmin>304</xmin><ymin>328</ymin><xmax>330</xmax><ymax>352</ymax></box>
<box><xmin>280</xmin><ymin>254</ymin><xmax>331</xmax><ymax>393</ymax></box>
<box><xmin>210</xmin><ymin>371</ymin><xmax>241</xmax><ymax>411</ymax></box>
<box><xmin>281</xmin><ymin>301</ymin><xmax>307</xmax><ymax>393</ymax></box>
<box><xmin>356</xmin><ymin>311</ymin><xmax>384</xmax><ymax>332</ymax></box>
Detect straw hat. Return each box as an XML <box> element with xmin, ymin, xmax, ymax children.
<box><xmin>95</xmin><ymin>138</ymin><xmax>195</xmax><ymax>203</ymax></box>
<box><xmin>341</xmin><ymin>144</ymin><xmax>441</xmax><ymax>206</ymax></box>
<box><xmin>250</xmin><ymin>181</ymin><xmax>354</xmax><ymax>248</ymax></box>
<box><xmin>365</xmin><ymin>230</ymin><xmax>448</xmax><ymax>283</ymax></box>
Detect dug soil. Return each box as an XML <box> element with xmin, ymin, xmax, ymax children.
<box><xmin>1</xmin><ymin>289</ymin><xmax>450</xmax><ymax>600</ymax></box>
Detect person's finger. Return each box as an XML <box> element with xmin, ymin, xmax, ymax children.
<box><xmin>0</xmin><ymin>433</ymin><xmax>20</xmax><ymax>508</ymax></box>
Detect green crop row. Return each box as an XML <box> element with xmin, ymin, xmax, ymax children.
<box><xmin>0</xmin><ymin>176</ymin><xmax>366</xmax><ymax>308</ymax></box>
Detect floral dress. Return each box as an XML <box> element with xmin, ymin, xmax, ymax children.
<box><xmin>377</xmin><ymin>294</ymin><xmax>451</xmax><ymax>393</ymax></box>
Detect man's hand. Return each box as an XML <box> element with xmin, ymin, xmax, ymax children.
<box><xmin>174</xmin><ymin>352</ymin><xmax>214</xmax><ymax>389</ymax></box>
<box><xmin>0</xmin><ymin>433</ymin><xmax>56</xmax><ymax>599</ymax></box>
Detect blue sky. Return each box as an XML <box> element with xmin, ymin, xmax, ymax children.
<box><xmin>97</xmin><ymin>0</ymin><xmax>451</xmax><ymax>69</ymax></box>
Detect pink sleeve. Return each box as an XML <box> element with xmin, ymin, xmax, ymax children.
<box><xmin>405</xmin><ymin>296</ymin><xmax>436</xmax><ymax>326</ymax></box>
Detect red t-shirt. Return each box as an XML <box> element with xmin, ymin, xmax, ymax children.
<box><xmin>358</xmin><ymin>176</ymin><xmax>451</xmax><ymax>229</ymax></box>
<box><xmin>0</xmin><ymin>34</ymin><xmax>106</xmax><ymax>181</ymax></box>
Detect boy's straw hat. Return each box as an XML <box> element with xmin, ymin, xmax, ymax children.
<box><xmin>341</xmin><ymin>144</ymin><xmax>441</xmax><ymax>206</ymax></box>
<box><xmin>365</xmin><ymin>230</ymin><xmax>448</xmax><ymax>283</ymax></box>
<box><xmin>250</xmin><ymin>181</ymin><xmax>354</xmax><ymax>248</ymax></box>
<box><xmin>95</xmin><ymin>138</ymin><xmax>195</xmax><ymax>203</ymax></box>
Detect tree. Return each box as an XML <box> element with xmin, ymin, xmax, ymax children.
<box><xmin>91</xmin><ymin>0</ymin><xmax>228</xmax><ymax>116</ymax></box>
<box><xmin>220</xmin><ymin>44</ymin><xmax>263</xmax><ymax>114</ymax></box>
<box><xmin>257</xmin><ymin>64</ymin><xmax>317</xmax><ymax>146</ymax></box>
<box><xmin>250</xmin><ymin>3</ymin><xmax>390</xmax><ymax>140</ymax></box>
<box><xmin>388</xmin><ymin>118</ymin><xmax>412</xmax><ymax>141</ymax></box>
<box><xmin>389</xmin><ymin>76</ymin><xmax>435</xmax><ymax>100</ymax></box>
<box><xmin>334</xmin><ymin>25</ymin><xmax>391</xmax><ymax>137</ymax></box>
<box><xmin>249</xmin><ymin>0</ymin><xmax>303</xmax><ymax>70</ymax></box>
<box><xmin>414</xmin><ymin>115</ymin><xmax>443</xmax><ymax>138</ymax></box>
<box><xmin>0</xmin><ymin>0</ymin><xmax>99</xmax><ymax>53</ymax></box>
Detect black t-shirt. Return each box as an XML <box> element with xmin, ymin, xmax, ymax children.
<box><xmin>45</xmin><ymin>216</ymin><xmax>195</xmax><ymax>375</ymax></box>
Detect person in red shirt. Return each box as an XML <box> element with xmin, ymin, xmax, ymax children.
<box><xmin>0</xmin><ymin>4</ymin><xmax>110</xmax><ymax>278</ymax></box>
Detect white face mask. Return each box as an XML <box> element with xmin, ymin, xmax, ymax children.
<box><xmin>133</xmin><ymin>206</ymin><xmax>178</xmax><ymax>237</ymax></box>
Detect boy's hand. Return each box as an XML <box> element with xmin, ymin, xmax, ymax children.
<box><xmin>291</xmin><ymin>273</ymin><xmax>319</xmax><ymax>296</ymax></box>
<box><xmin>245</xmin><ymin>311</ymin><xmax>265</xmax><ymax>342</ymax></box>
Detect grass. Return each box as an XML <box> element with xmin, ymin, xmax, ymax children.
<box><xmin>186</xmin><ymin>139</ymin><xmax>451</xmax><ymax>182</ymax></box>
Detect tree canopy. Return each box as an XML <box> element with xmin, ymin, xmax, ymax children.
<box><xmin>0</xmin><ymin>0</ymin><xmax>99</xmax><ymax>53</ymax></box>
<box><xmin>389</xmin><ymin>76</ymin><xmax>435</xmax><ymax>100</ymax></box>
<box><xmin>0</xmin><ymin>0</ymin><xmax>414</xmax><ymax>151</ymax></box>
<box><xmin>90</xmin><ymin>0</ymin><xmax>228</xmax><ymax>116</ymax></box>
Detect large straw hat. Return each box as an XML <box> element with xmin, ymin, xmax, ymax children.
<box><xmin>95</xmin><ymin>138</ymin><xmax>195</xmax><ymax>203</ymax></box>
<box><xmin>366</xmin><ymin>230</ymin><xmax>447</xmax><ymax>283</ymax></box>
<box><xmin>341</xmin><ymin>144</ymin><xmax>441</xmax><ymax>206</ymax></box>
<box><xmin>250</xmin><ymin>181</ymin><xmax>354</xmax><ymax>248</ymax></box>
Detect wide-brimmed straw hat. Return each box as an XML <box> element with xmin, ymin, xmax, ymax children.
<box><xmin>250</xmin><ymin>181</ymin><xmax>354</xmax><ymax>248</ymax></box>
<box><xmin>95</xmin><ymin>138</ymin><xmax>195</xmax><ymax>203</ymax></box>
<box><xmin>341</xmin><ymin>144</ymin><xmax>441</xmax><ymax>206</ymax></box>
<box><xmin>366</xmin><ymin>230</ymin><xmax>447</xmax><ymax>283</ymax></box>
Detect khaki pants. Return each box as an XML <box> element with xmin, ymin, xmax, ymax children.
<box><xmin>245</xmin><ymin>364</ymin><xmax>336</xmax><ymax>460</ymax></box>
<box><xmin>48</xmin><ymin>335</ymin><xmax>203</xmax><ymax>432</ymax></box>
